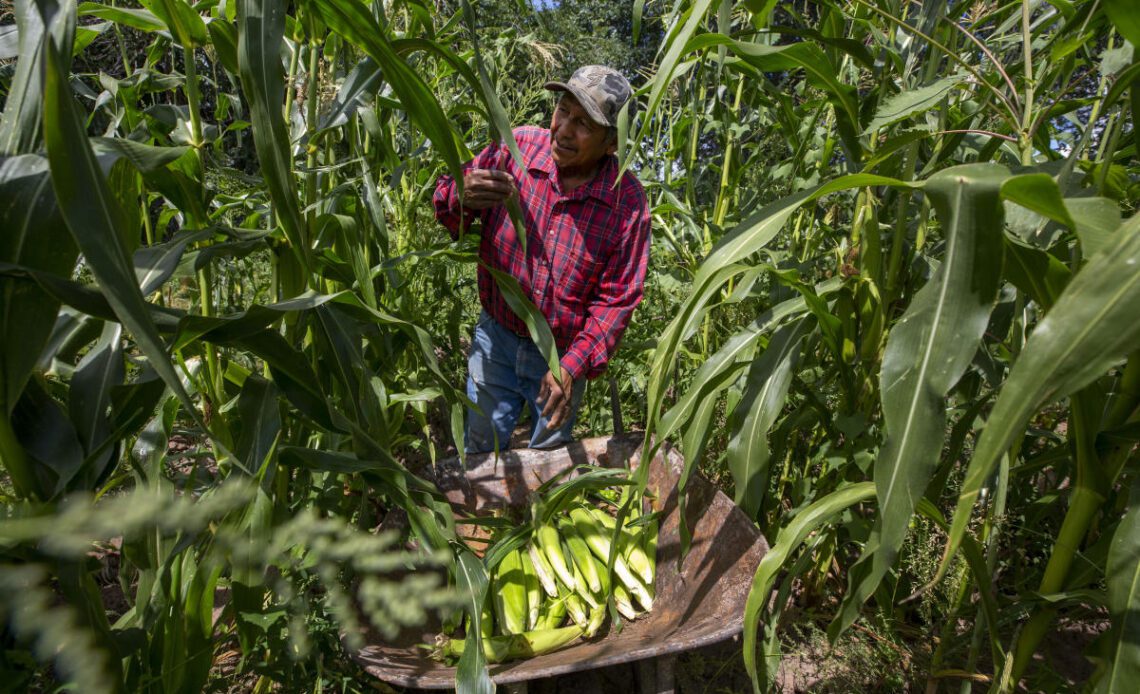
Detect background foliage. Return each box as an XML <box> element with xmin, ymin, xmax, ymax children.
<box><xmin>0</xmin><ymin>0</ymin><xmax>1138</xmax><ymax>692</ymax></box>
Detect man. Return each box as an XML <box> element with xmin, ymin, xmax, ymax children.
<box><xmin>434</xmin><ymin>65</ymin><xmax>651</xmax><ymax>454</ymax></box>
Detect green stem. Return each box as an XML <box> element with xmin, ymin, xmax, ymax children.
<box><xmin>1018</xmin><ymin>0</ymin><xmax>1035</xmax><ymax>165</ymax></box>
<box><xmin>1007</xmin><ymin>391</ymin><xmax>1106</xmax><ymax>687</ymax></box>
<box><xmin>304</xmin><ymin>39</ymin><xmax>321</xmax><ymax>222</ymax></box>
<box><xmin>885</xmin><ymin>144</ymin><xmax>917</xmax><ymax>305</ymax></box>
<box><xmin>182</xmin><ymin>45</ymin><xmax>204</xmax><ymax>152</ymax></box>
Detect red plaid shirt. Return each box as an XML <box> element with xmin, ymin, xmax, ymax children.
<box><xmin>434</xmin><ymin>126</ymin><xmax>651</xmax><ymax>381</ymax></box>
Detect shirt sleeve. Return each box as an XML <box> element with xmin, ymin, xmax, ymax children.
<box><xmin>432</xmin><ymin>144</ymin><xmax>504</xmax><ymax>238</ymax></box>
<box><xmin>560</xmin><ymin>199</ymin><xmax>652</xmax><ymax>381</ymax></box>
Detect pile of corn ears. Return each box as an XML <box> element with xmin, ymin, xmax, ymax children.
<box><xmin>433</xmin><ymin>469</ymin><xmax>658</xmax><ymax>664</ymax></box>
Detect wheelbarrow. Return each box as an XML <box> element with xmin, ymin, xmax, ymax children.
<box><xmin>349</xmin><ymin>433</ymin><xmax>769</xmax><ymax>692</ymax></box>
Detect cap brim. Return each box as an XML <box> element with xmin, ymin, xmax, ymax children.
<box><xmin>544</xmin><ymin>81</ymin><xmax>611</xmax><ymax>128</ymax></box>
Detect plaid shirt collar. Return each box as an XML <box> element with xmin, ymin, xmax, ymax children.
<box><xmin>527</xmin><ymin>140</ymin><xmax>619</xmax><ymax>208</ymax></box>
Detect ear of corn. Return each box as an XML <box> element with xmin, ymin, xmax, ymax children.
<box><xmin>520</xmin><ymin>548</ymin><xmax>542</xmax><ymax>630</ymax></box>
<box><xmin>563</xmin><ymin>591</ymin><xmax>590</xmax><ymax>629</ymax></box>
<box><xmin>528</xmin><ymin>542</ymin><xmax>559</xmax><ymax>597</ymax></box>
<box><xmin>536</xmin><ymin>595</ymin><xmax>567</xmax><ymax>630</ymax></box>
<box><xmin>438</xmin><ymin>470</ymin><xmax>657</xmax><ymax>664</ymax></box>
<box><xmin>568</xmin><ymin>546</ymin><xmax>600</xmax><ymax>609</ymax></box>
<box><xmin>494</xmin><ymin>549</ymin><xmax>528</xmax><ymax>635</ymax></box>
<box><xmin>560</xmin><ymin>519</ymin><xmax>602</xmax><ymax>594</ymax></box>
<box><xmin>570</xmin><ymin>506</ymin><xmax>653</xmax><ymax>611</ymax></box>
<box><xmin>537</xmin><ymin>523</ymin><xmax>578</xmax><ymax>592</ymax></box>
<box><xmin>613</xmin><ymin>583</ymin><xmax>639</xmax><ymax>620</ymax></box>
<box><xmin>435</xmin><ymin>624</ymin><xmax>584</xmax><ymax>663</ymax></box>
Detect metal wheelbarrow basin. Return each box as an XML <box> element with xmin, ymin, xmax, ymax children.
<box><xmin>350</xmin><ymin>433</ymin><xmax>769</xmax><ymax>690</ymax></box>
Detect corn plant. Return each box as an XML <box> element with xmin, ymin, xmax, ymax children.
<box><xmin>0</xmin><ymin>0</ymin><xmax>579</xmax><ymax>689</ymax></box>
<box><xmin>632</xmin><ymin>0</ymin><xmax>1139</xmax><ymax>690</ymax></box>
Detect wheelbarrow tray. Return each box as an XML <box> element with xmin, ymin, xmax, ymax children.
<box><xmin>349</xmin><ymin>433</ymin><xmax>769</xmax><ymax>689</ymax></box>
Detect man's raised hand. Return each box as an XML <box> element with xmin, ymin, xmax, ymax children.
<box><xmin>462</xmin><ymin>169</ymin><xmax>518</xmax><ymax>210</ymax></box>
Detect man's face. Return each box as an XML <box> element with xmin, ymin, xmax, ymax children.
<box><xmin>549</xmin><ymin>94</ymin><xmax>615</xmax><ymax>173</ymax></box>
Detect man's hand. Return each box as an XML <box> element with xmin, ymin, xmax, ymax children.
<box><xmin>537</xmin><ymin>366</ymin><xmax>574</xmax><ymax>431</ymax></box>
<box><xmin>462</xmin><ymin>168</ymin><xmax>518</xmax><ymax>210</ymax></box>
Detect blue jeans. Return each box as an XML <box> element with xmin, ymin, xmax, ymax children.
<box><xmin>465</xmin><ymin>310</ymin><xmax>586</xmax><ymax>453</ymax></box>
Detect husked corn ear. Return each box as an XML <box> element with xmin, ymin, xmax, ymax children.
<box><xmin>436</xmin><ymin>625</ymin><xmax>584</xmax><ymax>663</ymax></box>
<box><xmin>563</xmin><ymin>592</ymin><xmax>590</xmax><ymax>629</ymax></box>
<box><xmin>613</xmin><ymin>583</ymin><xmax>638</xmax><ymax>621</ymax></box>
<box><xmin>559</xmin><ymin>519</ymin><xmax>602</xmax><ymax>594</ymax></box>
<box><xmin>537</xmin><ymin>523</ymin><xmax>577</xmax><ymax>592</ymax></box>
<box><xmin>570</xmin><ymin>506</ymin><xmax>654</xmax><ymax>611</ymax></box>
<box><xmin>536</xmin><ymin>595</ymin><xmax>567</xmax><ymax>630</ymax></box>
<box><xmin>494</xmin><ymin>549</ymin><xmax>528</xmax><ymax>635</ymax></box>
<box><xmin>568</xmin><ymin>546</ymin><xmax>600</xmax><ymax>609</ymax></box>
<box><xmin>520</xmin><ymin>548</ymin><xmax>542</xmax><ymax>630</ymax></box>
<box><xmin>619</xmin><ymin>523</ymin><xmax>654</xmax><ymax>586</ymax></box>
<box><xmin>584</xmin><ymin>606</ymin><xmax>605</xmax><ymax>639</ymax></box>
<box><xmin>528</xmin><ymin>542</ymin><xmax>559</xmax><ymax>597</ymax></box>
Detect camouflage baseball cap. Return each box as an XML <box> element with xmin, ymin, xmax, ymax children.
<box><xmin>544</xmin><ymin>65</ymin><xmax>632</xmax><ymax>128</ymax></box>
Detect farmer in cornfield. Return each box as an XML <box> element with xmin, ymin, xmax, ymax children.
<box><xmin>434</xmin><ymin>65</ymin><xmax>651</xmax><ymax>453</ymax></box>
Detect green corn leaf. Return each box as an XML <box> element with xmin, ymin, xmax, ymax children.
<box><xmin>302</xmin><ymin>0</ymin><xmax>466</xmax><ymax>184</ymax></box>
<box><xmin>0</xmin><ymin>25</ymin><xmax>17</xmax><ymax>59</ymax></box>
<box><xmin>134</xmin><ymin>230</ymin><xmax>213</xmax><ymax>295</ymax></box>
<box><xmin>679</xmin><ymin>35</ymin><xmax>862</xmax><ymax>161</ymax></box>
<box><xmin>233</xmin><ymin>375</ymin><xmax>280</xmax><ymax>472</ymax></box>
<box><xmin>633</xmin><ymin>0</ymin><xmax>718</xmax><ymax>149</ymax></box>
<box><xmin>835</xmin><ymin>163</ymin><xmax>1006</xmax><ymax>637</ymax></box>
<box><xmin>1002</xmin><ymin>236</ymin><xmax>1071</xmax><ymax>310</ymax></box>
<box><xmin>77</xmin><ymin>2</ymin><xmax>164</xmax><ymax>32</ymax></box>
<box><xmin>458</xmin><ymin>0</ymin><xmax>523</xmax><ymax>169</ymax></box>
<box><xmin>727</xmin><ymin>318</ymin><xmax>809</xmax><ymax>520</ymax></box>
<box><xmin>0</xmin><ymin>155</ymin><xmax>76</xmax><ymax>413</ymax></box>
<box><xmin>1000</xmin><ymin>173</ymin><xmax>1077</xmax><ymax>231</ymax></box>
<box><xmin>41</xmin><ymin>12</ymin><xmax>202</xmax><ymax>430</ymax></box>
<box><xmin>1103</xmin><ymin>62</ymin><xmax>1140</xmax><ymax>112</ymax></box>
<box><xmin>0</xmin><ymin>0</ymin><xmax>74</xmax><ymax>155</ymax></box>
<box><xmin>1104</xmin><ymin>0</ymin><xmax>1140</xmax><ymax>49</ymax></box>
<box><xmin>66</xmin><ymin>321</ymin><xmax>123</xmax><ymax>491</ymax></box>
<box><xmin>743</xmin><ymin>483</ymin><xmax>876</xmax><ymax>694</ymax></box>
<box><xmin>236</xmin><ymin>0</ymin><xmax>311</xmax><ymax>279</ymax></box>
<box><xmin>481</xmin><ymin>264</ymin><xmax>561</xmax><ymax>380</ymax></box>
<box><xmin>453</xmin><ymin>549</ymin><xmax>495</xmax><ymax>694</ymax></box>
<box><xmin>206</xmin><ymin>17</ymin><xmax>239</xmax><ymax>74</ymax></box>
<box><xmin>140</xmin><ymin>0</ymin><xmax>207</xmax><ymax>47</ymax></box>
<box><xmin>10</xmin><ymin>376</ymin><xmax>84</xmax><ymax>498</ymax></box>
<box><xmin>943</xmin><ymin>212</ymin><xmax>1140</xmax><ymax>578</ymax></box>
<box><xmin>632</xmin><ymin>0</ymin><xmax>645</xmax><ymax>44</ymax></box>
<box><xmin>862</xmin><ymin>75</ymin><xmax>967</xmax><ymax>135</ymax></box>
<box><xmin>1066</xmin><ymin>197</ymin><xmax>1123</xmax><ymax>259</ymax></box>
<box><xmin>1096</xmin><ymin>473</ymin><xmax>1140</xmax><ymax>693</ymax></box>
